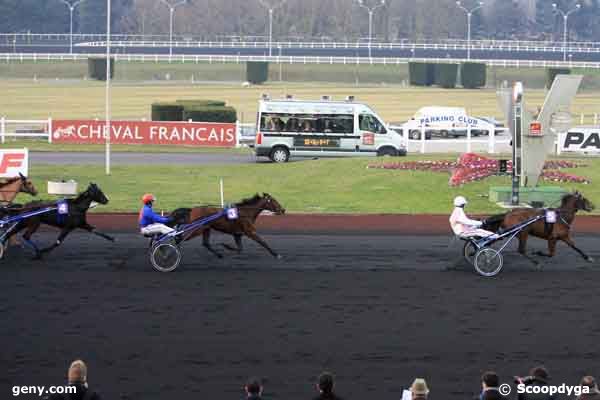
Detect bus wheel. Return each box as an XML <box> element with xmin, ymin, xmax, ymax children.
<box><xmin>270</xmin><ymin>146</ymin><xmax>290</xmax><ymax>163</ymax></box>
<box><xmin>377</xmin><ymin>147</ymin><xmax>397</xmax><ymax>157</ymax></box>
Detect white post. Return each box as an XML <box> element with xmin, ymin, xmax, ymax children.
<box><xmin>169</xmin><ymin>7</ymin><xmax>174</xmax><ymax>57</ymax></box>
<box><xmin>594</xmin><ymin>113</ymin><xmax>598</xmax><ymax>125</ymax></box>
<box><xmin>420</xmin><ymin>125</ymin><xmax>425</xmax><ymax>154</ymax></box>
<box><xmin>466</xmin><ymin>124</ymin><xmax>472</xmax><ymax>153</ymax></box>
<box><xmin>105</xmin><ymin>0</ymin><xmax>111</xmax><ymax>175</ymax></box>
<box><xmin>235</xmin><ymin>120</ymin><xmax>241</xmax><ymax>148</ymax></box>
<box><xmin>467</xmin><ymin>12</ymin><xmax>471</xmax><ymax>60</ymax></box>
<box><xmin>488</xmin><ymin>123</ymin><xmax>495</xmax><ymax>154</ymax></box>
<box><xmin>563</xmin><ymin>15</ymin><xmax>567</xmax><ymax>62</ymax></box>
<box><xmin>1</xmin><ymin>117</ymin><xmax>5</xmax><ymax>144</ymax></box>
<box><xmin>268</xmin><ymin>8</ymin><xmax>273</xmax><ymax>57</ymax></box>
<box><xmin>220</xmin><ymin>178</ymin><xmax>224</xmax><ymax>207</ymax></box>
<box><xmin>69</xmin><ymin>7</ymin><xmax>74</xmax><ymax>54</ymax></box>
<box><xmin>368</xmin><ymin>10</ymin><xmax>373</xmax><ymax>58</ymax></box>
<box><xmin>48</xmin><ymin>117</ymin><xmax>53</xmax><ymax>144</ymax></box>
<box><xmin>580</xmin><ymin>113</ymin><xmax>584</xmax><ymax>124</ymax></box>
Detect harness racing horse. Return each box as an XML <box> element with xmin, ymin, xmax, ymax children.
<box><xmin>0</xmin><ymin>173</ymin><xmax>38</xmax><ymax>205</ymax></box>
<box><xmin>483</xmin><ymin>191</ymin><xmax>595</xmax><ymax>265</ymax></box>
<box><xmin>171</xmin><ymin>193</ymin><xmax>286</xmax><ymax>259</ymax></box>
<box><xmin>15</xmin><ymin>183</ymin><xmax>114</xmax><ymax>259</ymax></box>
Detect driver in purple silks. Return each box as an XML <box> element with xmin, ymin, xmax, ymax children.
<box><xmin>450</xmin><ymin>196</ymin><xmax>498</xmax><ymax>239</ymax></box>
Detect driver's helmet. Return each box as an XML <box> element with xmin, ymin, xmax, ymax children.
<box><xmin>142</xmin><ymin>193</ymin><xmax>156</xmax><ymax>205</ymax></box>
<box><xmin>453</xmin><ymin>196</ymin><xmax>467</xmax><ymax>207</ymax></box>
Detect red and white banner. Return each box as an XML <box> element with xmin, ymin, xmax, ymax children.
<box><xmin>0</xmin><ymin>149</ymin><xmax>28</xmax><ymax>178</ymax></box>
<box><xmin>52</xmin><ymin>120</ymin><xmax>237</xmax><ymax>147</ymax></box>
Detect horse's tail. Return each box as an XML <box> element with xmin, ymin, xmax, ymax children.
<box><xmin>482</xmin><ymin>212</ymin><xmax>507</xmax><ymax>233</ymax></box>
<box><xmin>170</xmin><ymin>208</ymin><xmax>191</xmax><ymax>226</ymax></box>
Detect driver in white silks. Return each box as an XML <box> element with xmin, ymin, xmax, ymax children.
<box><xmin>449</xmin><ymin>196</ymin><xmax>499</xmax><ymax>239</ymax></box>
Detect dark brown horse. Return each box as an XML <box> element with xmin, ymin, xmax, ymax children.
<box><xmin>171</xmin><ymin>193</ymin><xmax>286</xmax><ymax>259</ymax></box>
<box><xmin>484</xmin><ymin>191</ymin><xmax>594</xmax><ymax>265</ymax></box>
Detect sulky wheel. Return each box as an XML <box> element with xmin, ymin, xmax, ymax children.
<box><xmin>463</xmin><ymin>241</ymin><xmax>478</xmax><ymax>265</ymax></box>
<box><xmin>150</xmin><ymin>242</ymin><xmax>182</xmax><ymax>273</ymax></box>
<box><xmin>0</xmin><ymin>241</ymin><xmax>5</xmax><ymax>260</ymax></box>
<box><xmin>474</xmin><ymin>248</ymin><xmax>504</xmax><ymax>277</ymax></box>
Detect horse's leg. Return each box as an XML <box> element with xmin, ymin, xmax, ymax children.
<box><xmin>81</xmin><ymin>223</ymin><xmax>115</xmax><ymax>242</ymax></box>
<box><xmin>517</xmin><ymin>231</ymin><xmax>540</xmax><ymax>266</ymax></box>
<box><xmin>21</xmin><ymin>220</ymin><xmax>42</xmax><ymax>259</ymax></box>
<box><xmin>222</xmin><ymin>234</ymin><xmax>243</xmax><ymax>253</ymax></box>
<box><xmin>39</xmin><ymin>228</ymin><xmax>72</xmax><ymax>254</ymax></box>
<box><xmin>243</xmin><ymin>226</ymin><xmax>281</xmax><ymax>259</ymax></box>
<box><xmin>535</xmin><ymin>238</ymin><xmax>557</xmax><ymax>258</ymax></box>
<box><xmin>202</xmin><ymin>229</ymin><xmax>223</xmax><ymax>259</ymax></box>
<box><xmin>562</xmin><ymin>236</ymin><xmax>594</xmax><ymax>263</ymax></box>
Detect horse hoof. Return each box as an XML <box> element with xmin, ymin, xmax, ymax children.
<box><xmin>276</xmin><ymin>254</ymin><xmax>283</xmax><ymax>260</ymax></box>
<box><xmin>587</xmin><ymin>257</ymin><xmax>595</xmax><ymax>263</ymax></box>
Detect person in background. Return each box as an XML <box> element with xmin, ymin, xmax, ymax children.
<box><xmin>313</xmin><ymin>371</ymin><xmax>344</xmax><ymax>400</ymax></box>
<box><xmin>410</xmin><ymin>378</ymin><xmax>430</xmax><ymax>400</ymax></box>
<box><xmin>515</xmin><ymin>366</ymin><xmax>556</xmax><ymax>400</ymax></box>
<box><xmin>578</xmin><ymin>376</ymin><xmax>600</xmax><ymax>400</ymax></box>
<box><xmin>480</xmin><ymin>371</ymin><xmax>503</xmax><ymax>400</ymax></box>
<box><xmin>46</xmin><ymin>359</ymin><xmax>102</xmax><ymax>400</ymax></box>
<box><xmin>244</xmin><ymin>377</ymin><xmax>264</xmax><ymax>400</ymax></box>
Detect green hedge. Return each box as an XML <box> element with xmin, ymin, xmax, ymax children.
<box><xmin>246</xmin><ymin>61</ymin><xmax>269</xmax><ymax>84</ymax></box>
<box><xmin>546</xmin><ymin>68</ymin><xmax>571</xmax><ymax>88</ymax></box>
<box><xmin>460</xmin><ymin>62</ymin><xmax>486</xmax><ymax>89</ymax></box>
<box><xmin>151</xmin><ymin>103</ymin><xmax>184</xmax><ymax>121</ymax></box>
<box><xmin>175</xmin><ymin>99</ymin><xmax>226</xmax><ymax>108</ymax></box>
<box><xmin>87</xmin><ymin>57</ymin><xmax>114</xmax><ymax>81</ymax></box>
<box><xmin>183</xmin><ymin>106</ymin><xmax>237</xmax><ymax>123</ymax></box>
<box><xmin>434</xmin><ymin>64</ymin><xmax>458</xmax><ymax>89</ymax></box>
<box><xmin>408</xmin><ymin>62</ymin><xmax>435</xmax><ymax>86</ymax></box>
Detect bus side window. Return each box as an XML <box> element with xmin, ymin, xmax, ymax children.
<box><xmin>360</xmin><ymin>114</ymin><xmax>386</xmax><ymax>134</ymax></box>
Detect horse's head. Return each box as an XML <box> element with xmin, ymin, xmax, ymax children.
<box><xmin>573</xmin><ymin>191</ymin><xmax>594</xmax><ymax>212</ymax></box>
<box><xmin>84</xmin><ymin>183</ymin><xmax>109</xmax><ymax>205</ymax></box>
<box><xmin>18</xmin><ymin>173</ymin><xmax>38</xmax><ymax>196</ymax></box>
<box><xmin>261</xmin><ymin>193</ymin><xmax>285</xmax><ymax>215</ymax></box>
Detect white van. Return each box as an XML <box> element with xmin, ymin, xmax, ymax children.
<box><xmin>402</xmin><ymin>106</ymin><xmax>486</xmax><ymax>139</ymax></box>
<box><xmin>254</xmin><ymin>98</ymin><xmax>406</xmax><ymax>162</ymax></box>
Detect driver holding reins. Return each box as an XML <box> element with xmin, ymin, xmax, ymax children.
<box><xmin>450</xmin><ymin>196</ymin><xmax>498</xmax><ymax>239</ymax></box>
<box><xmin>139</xmin><ymin>194</ymin><xmax>175</xmax><ymax>236</ymax></box>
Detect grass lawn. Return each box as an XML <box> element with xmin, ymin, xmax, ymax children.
<box><xmin>12</xmin><ymin>155</ymin><xmax>600</xmax><ymax>214</ymax></box>
<box><xmin>1</xmin><ymin>139</ymin><xmax>250</xmax><ymax>154</ymax></box>
<box><xmin>1</xmin><ymin>80</ymin><xmax>600</xmax><ymax>127</ymax></box>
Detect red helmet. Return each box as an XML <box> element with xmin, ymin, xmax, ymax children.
<box><xmin>142</xmin><ymin>193</ymin><xmax>155</xmax><ymax>204</ymax></box>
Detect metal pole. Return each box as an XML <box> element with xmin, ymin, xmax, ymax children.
<box><xmin>105</xmin><ymin>0</ymin><xmax>111</xmax><ymax>175</ymax></box>
<box><xmin>368</xmin><ymin>10</ymin><xmax>373</xmax><ymax>58</ymax></box>
<box><xmin>69</xmin><ymin>7</ymin><xmax>74</xmax><ymax>54</ymax></box>
<box><xmin>268</xmin><ymin>8</ymin><xmax>273</xmax><ymax>57</ymax></box>
<box><xmin>467</xmin><ymin>12</ymin><xmax>471</xmax><ymax>60</ymax></box>
<box><xmin>563</xmin><ymin>15</ymin><xmax>567</xmax><ymax>62</ymax></box>
<box><xmin>169</xmin><ymin>7</ymin><xmax>174</xmax><ymax>57</ymax></box>
<box><xmin>220</xmin><ymin>178</ymin><xmax>224</xmax><ymax>207</ymax></box>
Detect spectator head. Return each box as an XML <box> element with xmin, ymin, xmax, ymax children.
<box><xmin>411</xmin><ymin>378</ymin><xmax>430</xmax><ymax>399</ymax></box>
<box><xmin>482</xmin><ymin>371</ymin><xmax>500</xmax><ymax>389</ymax></box>
<box><xmin>580</xmin><ymin>376</ymin><xmax>599</xmax><ymax>393</ymax></box>
<box><xmin>245</xmin><ymin>377</ymin><xmax>263</xmax><ymax>397</ymax></box>
<box><xmin>529</xmin><ymin>366</ymin><xmax>550</xmax><ymax>382</ymax></box>
<box><xmin>317</xmin><ymin>372</ymin><xmax>335</xmax><ymax>394</ymax></box>
<box><xmin>67</xmin><ymin>360</ymin><xmax>87</xmax><ymax>385</ymax></box>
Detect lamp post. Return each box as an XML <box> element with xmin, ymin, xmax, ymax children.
<box><xmin>552</xmin><ymin>3</ymin><xmax>581</xmax><ymax>62</ymax></box>
<box><xmin>259</xmin><ymin>0</ymin><xmax>286</xmax><ymax>57</ymax></box>
<box><xmin>60</xmin><ymin>0</ymin><xmax>86</xmax><ymax>54</ymax></box>
<box><xmin>105</xmin><ymin>0</ymin><xmax>111</xmax><ymax>175</ymax></box>
<box><xmin>357</xmin><ymin>0</ymin><xmax>386</xmax><ymax>59</ymax></box>
<box><xmin>158</xmin><ymin>0</ymin><xmax>187</xmax><ymax>57</ymax></box>
<box><xmin>455</xmin><ymin>1</ymin><xmax>484</xmax><ymax>60</ymax></box>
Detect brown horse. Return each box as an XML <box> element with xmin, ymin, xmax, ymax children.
<box><xmin>484</xmin><ymin>191</ymin><xmax>595</xmax><ymax>265</ymax></box>
<box><xmin>171</xmin><ymin>193</ymin><xmax>286</xmax><ymax>259</ymax></box>
<box><xmin>0</xmin><ymin>173</ymin><xmax>38</xmax><ymax>205</ymax></box>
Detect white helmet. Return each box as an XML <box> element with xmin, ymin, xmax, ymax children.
<box><xmin>454</xmin><ymin>196</ymin><xmax>467</xmax><ymax>207</ymax></box>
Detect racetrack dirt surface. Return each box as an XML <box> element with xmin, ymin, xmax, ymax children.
<box><xmin>2</xmin><ymin>232</ymin><xmax>600</xmax><ymax>400</ymax></box>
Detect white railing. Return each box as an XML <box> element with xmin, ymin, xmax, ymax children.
<box><xmin>0</xmin><ymin>117</ymin><xmax>52</xmax><ymax>144</ymax></box>
<box><xmin>4</xmin><ymin>52</ymin><xmax>600</xmax><ymax>68</ymax></box>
